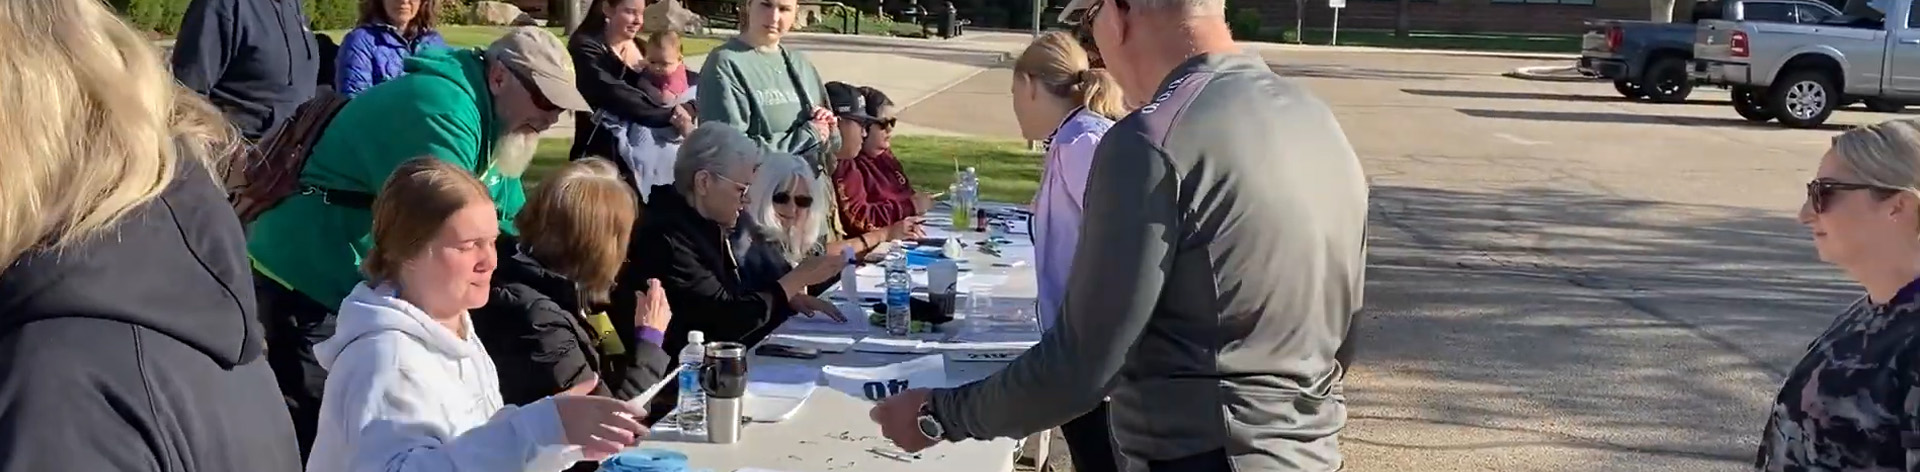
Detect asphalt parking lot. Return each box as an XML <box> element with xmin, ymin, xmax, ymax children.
<box><xmin>895</xmin><ymin>45</ymin><xmax>1889</xmax><ymax>471</ymax></box>
<box><xmin>1254</xmin><ymin>49</ymin><xmax>1885</xmax><ymax>471</ymax></box>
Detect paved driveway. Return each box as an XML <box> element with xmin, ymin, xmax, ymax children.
<box><xmin>1252</xmin><ymin>49</ymin><xmax>1899</xmax><ymax>471</ymax></box>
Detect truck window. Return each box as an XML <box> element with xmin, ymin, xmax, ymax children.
<box><xmin>1743</xmin><ymin>1</ymin><xmax>1799</xmax><ymax>21</ymax></box>
<box><xmin>1795</xmin><ymin>3</ymin><xmax>1838</xmax><ymax>22</ymax></box>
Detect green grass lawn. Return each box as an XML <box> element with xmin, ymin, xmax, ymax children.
<box><xmin>1277</xmin><ymin>29</ymin><xmax>1580</xmax><ymax>53</ymax></box>
<box><xmin>529</xmin><ymin>134</ymin><xmax>1042</xmax><ymax>202</ymax></box>
<box><xmin>319</xmin><ymin>25</ymin><xmax>725</xmax><ymax>55</ymax></box>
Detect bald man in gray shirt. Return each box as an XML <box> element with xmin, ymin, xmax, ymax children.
<box><xmin>868</xmin><ymin>0</ymin><xmax>1369</xmax><ymax>470</ymax></box>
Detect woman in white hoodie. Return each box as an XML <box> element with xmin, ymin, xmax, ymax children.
<box><xmin>308</xmin><ymin>158</ymin><xmax>651</xmax><ymax>472</ymax></box>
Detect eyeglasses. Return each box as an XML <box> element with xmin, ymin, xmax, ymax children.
<box><xmin>708</xmin><ymin>171</ymin><xmax>750</xmax><ymax>195</ymax></box>
<box><xmin>1806</xmin><ymin>179</ymin><xmax>1905</xmax><ymax>213</ymax></box>
<box><xmin>505</xmin><ymin>66</ymin><xmax>560</xmax><ymax>112</ymax></box>
<box><xmin>773</xmin><ymin>192</ymin><xmax>814</xmax><ymax>208</ymax></box>
<box><xmin>864</xmin><ymin>117</ymin><xmax>898</xmax><ymax>130</ymax></box>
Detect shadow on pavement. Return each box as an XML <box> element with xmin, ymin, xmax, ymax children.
<box><xmin>1348</xmin><ymin>185</ymin><xmax>1852</xmax><ymax>470</ymax></box>
<box><xmin>1450</xmin><ymin>108</ymin><xmax>1854</xmax><ymax>131</ymax></box>
<box><xmin>1401</xmin><ymin>88</ymin><xmax>1733</xmax><ymax>106</ymax></box>
<box><xmin>1273</xmin><ymin>63</ymin><xmax>1488</xmax><ymax>82</ymax></box>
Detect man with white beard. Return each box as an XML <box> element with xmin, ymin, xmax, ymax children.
<box><xmin>244</xmin><ymin>26</ymin><xmax>588</xmax><ymax>458</ymax></box>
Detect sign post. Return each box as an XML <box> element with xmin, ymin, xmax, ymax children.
<box><xmin>1033</xmin><ymin>0</ymin><xmax>1044</xmax><ymax>38</ymax></box>
<box><xmin>1328</xmin><ymin>0</ymin><xmax>1345</xmax><ymax>45</ymax></box>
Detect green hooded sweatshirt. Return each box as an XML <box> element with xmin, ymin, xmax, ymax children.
<box><xmin>248</xmin><ymin>47</ymin><xmax>525</xmax><ymax>312</ymax></box>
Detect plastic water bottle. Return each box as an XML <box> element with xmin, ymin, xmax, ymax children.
<box><xmin>676</xmin><ymin>331</ymin><xmax>707</xmax><ymax>437</ymax></box>
<box><xmin>885</xmin><ymin>251</ymin><xmax>912</xmax><ymax>336</ymax></box>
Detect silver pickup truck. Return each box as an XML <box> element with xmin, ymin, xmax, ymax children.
<box><xmin>1692</xmin><ymin>0</ymin><xmax>1914</xmax><ymax>127</ymax></box>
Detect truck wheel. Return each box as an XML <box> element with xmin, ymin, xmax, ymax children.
<box><xmin>1638</xmin><ymin>57</ymin><xmax>1693</xmax><ymax>103</ymax></box>
<box><xmin>1769</xmin><ymin>70</ymin><xmax>1838</xmax><ymax>128</ymax></box>
<box><xmin>1732</xmin><ymin>87</ymin><xmax>1773</xmax><ymax>122</ymax></box>
<box><xmin>1866</xmin><ymin>98</ymin><xmax>1905</xmax><ymax>113</ymax></box>
<box><xmin>1613</xmin><ymin>80</ymin><xmax>1646</xmax><ymax>100</ymax></box>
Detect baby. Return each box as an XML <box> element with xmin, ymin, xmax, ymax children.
<box><xmin>643</xmin><ymin>31</ymin><xmax>692</xmax><ymax>105</ymax></box>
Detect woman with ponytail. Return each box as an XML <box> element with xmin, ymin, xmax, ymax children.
<box><xmin>1007</xmin><ymin>30</ymin><xmax>1126</xmax><ymax>472</ymax></box>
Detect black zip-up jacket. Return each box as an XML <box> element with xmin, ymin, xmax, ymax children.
<box><xmin>472</xmin><ymin>240</ymin><xmax>673</xmax><ymax>407</ymax></box>
<box><xmin>614</xmin><ymin>186</ymin><xmax>788</xmax><ymax>356</ymax></box>
<box><xmin>171</xmin><ymin>0</ymin><xmax>320</xmax><ymax>140</ymax></box>
<box><xmin>566</xmin><ymin>27</ymin><xmax>700</xmax><ymax>164</ymax></box>
<box><xmin>0</xmin><ymin>157</ymin><xmax>301</xmax><ymax>471</ymax></box>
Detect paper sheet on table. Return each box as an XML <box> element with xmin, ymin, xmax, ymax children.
<box><xmin>781</xmin><ymin>304</ymin><xmax>870</xmax><ymax>335</ymax></box>
<box><xmin>851</xmin><ymin>336</ymin><xmax>928</xmax><ymax>354</ymax></box>
<box><xmin>822</xmin><ymin>354</ymin><xmax>947</xmax><ymax>402</ymax></box>
<box><xmin>671</xmin><ymin>85</ymin><xmax>697</xmax><ymax>107</ymax></box>
<box><xmin>761</xmin><ymin>333</ymin><xmax>856</xmax><ymax>352</ymax></box>
<box><xmin>745</xmin><ymin>364</ymin><xmax>819</xmax><ymax>423</ymax></box>
<box><xmin>848</xmin><ymin>265</ymin><xmax>975</xmax><ymax>295</ymax></box>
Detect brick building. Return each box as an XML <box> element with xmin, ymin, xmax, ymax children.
<box><xmin>1249</xmin><ymin>0</ymin><xmax>1681</xmax><ymax>35</ymax></box>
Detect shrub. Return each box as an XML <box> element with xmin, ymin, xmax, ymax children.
<box><xmin>438</xmin><ymin>0</ymin><xmax>473</xmax><ymax>25</ymax></box>
<box><xmin>306</xmin><ymin>0</ymin><xmax>360</xmax><ymax>30</ymax></box>
<box><xmin>1229</xmin><ymin>7</ymin><xmax>1261</xmax><ymax>38</ymax></box>
<box><xmin>120</xmin><ymin>0</ymin><xmax>193</xmax><ymax>35</ymax></box>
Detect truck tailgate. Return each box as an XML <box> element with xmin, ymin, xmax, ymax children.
<box><xmin>1693</xmin><ymin>19</ymin><xmax>1744</xmax><ymax>64</ymax></box>
<box><xmin>1581</xmin><ymin>19</ymin><xmax>1623</xmax><ymax>59</ymax></box>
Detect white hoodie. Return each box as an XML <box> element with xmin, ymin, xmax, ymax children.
<box><xmin>307</xmin><ymin>282</ymin><xmax>582</xmax><ymax>472</ymax></box>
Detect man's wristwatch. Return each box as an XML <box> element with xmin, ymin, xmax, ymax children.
<box><xmin>916</xmin><ymin>401</ymin><xmax>946</xmax><ymax>441</ymax></box>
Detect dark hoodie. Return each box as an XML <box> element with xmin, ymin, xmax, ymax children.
<box><xmin>0</xmin><ymin>157</ymin><xmax>301</xmax><ymax>471</ymax></box>
<box><xmin>171</xmin><ymin>0</ymin><xmax>320</xmax><ymax>140</ymax></box>
<box><xmin>473</xmin><ymin>239</ymin><xmax>672</xmax><ymax>407</ymax></box>
<box><xmin>613</xmin><ymin>185</ymin><xmax>788</xmax><ymax>356</ymax></box>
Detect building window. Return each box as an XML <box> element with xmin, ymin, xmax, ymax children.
<box><xmin>1491</xmin><ymin>0</ymin><xmax>1595</xmax><ymax>5</ymax></box>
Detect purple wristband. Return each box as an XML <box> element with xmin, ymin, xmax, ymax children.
<box><xmin>639</xmin><ymin>327</ymin><xmax>666</xmax><ymax>348</ymax></box>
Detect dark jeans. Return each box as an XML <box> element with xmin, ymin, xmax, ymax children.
<box><xmin>1146</xmin><ymin>449</ymin><xmax>1234</xmax><ymax>472</ymax></box>
<box><xmin>255</xmin><ymin>272</ymin><xmax>336</xmax><ymax>460</ymax></box>
<box><xmin>1060</xmin><ymin>402</ymin><xmax>1123</xmax><ymax>472</ymax></box>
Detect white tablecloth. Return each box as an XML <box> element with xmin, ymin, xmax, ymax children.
<box><xmin>641</xmin><ymin>212</ymin><xmax>1043</xmax><ymax>472</ymax></box>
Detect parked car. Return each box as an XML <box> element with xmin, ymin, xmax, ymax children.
<box><xmin>1692</xmin><ymin>0</ymin><xmax>1911</xmax><ymax>127</ymax></box>
<box><xmin>1580</xmin><ymin>0</ymin><xmax>1843</xmax><ymax>103</ymax></box>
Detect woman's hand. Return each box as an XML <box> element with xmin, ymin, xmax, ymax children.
<box><xmin>789</xmin><ymin>293</ymin><xmax>846</xmax><ymax>322</ymax></box>
<box><xmin>911</xmin><ymin>191</ymin><xmax>938</xmax><ymax>214</ymax></box>
<box><xmin>551</xmin><ymin>379</ymin><xmax>647</xmax><ymax>460</ymax></box>
<box><xmin>809</xmin><ymin>106</ymin><xmax>837</xmax><ymax>139</ymax></box>
<box><xmin>671</xmin><ymin>106</ymin><xmax>695</xmax><ymax>137</ymax></box>
<box><xmin>632</xmin><ymin>278</ymin><xmax>672</xmax><ymax>333</ymax></box>
<box><xmin>884</xmin><ymin>216</ymin><xmax>927</xmax><ymax>241</ymax></box>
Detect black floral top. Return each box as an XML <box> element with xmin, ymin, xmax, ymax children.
<box><xmin>1758</xmin><ymin>278</ymin><xmax>1920</xmax><ymax>471</ymax></box>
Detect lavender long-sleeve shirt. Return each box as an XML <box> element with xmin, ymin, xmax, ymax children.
<box><xmin>1032</xmin><ymin>108</ymin><xmax>1113</xmax><ymax>330</ymax></box>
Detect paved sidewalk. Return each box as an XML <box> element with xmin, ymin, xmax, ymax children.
<box><xmin>547</xmin><ymin>32</ymin><xmax>1011</xmax><ymax>139</ymax></box>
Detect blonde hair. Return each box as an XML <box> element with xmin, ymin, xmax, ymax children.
<box><xmin>1014</xmin><ymin>31</ymin><xmax>1127</xmax><ymax>120</ymax></box>
<box><xmin>514</xmin><ymin>158</ymin><xmax>639</xmax><ymax>304</ymax></box>
<box><xmin>363</xmin><ymin>158</ymin><xmax>494</xmax><ymax>284</ymax></box>
<box><xmin>1831</xmin><ymin>119</ymin><xmax>1920</xmax><ymax>196</ymax></box>
<box><xmin>0</xmin><ymin>0</ymin><xmax>239</xmax><ymax>268</ymax></box>
<box><xmin>745</xmin><ymin>153</ymin><xmax>826</xmax><ymax>263</ymax></box>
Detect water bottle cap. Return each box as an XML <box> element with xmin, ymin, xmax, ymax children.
<box><xmin>966</xmin><ymin>166</ymin><xmax>977</xmax><ymax>173</ymax></box>
<box><xmin>687</xmin><ymin>330</ymin><xmax>704</xmax><ymax>344</ymax></box>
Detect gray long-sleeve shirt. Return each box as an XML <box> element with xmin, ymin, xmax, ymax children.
<box><xmin>928</xmin><ymin>52</ymin><xmax>1369</xmax><ymax>471</ymax></box>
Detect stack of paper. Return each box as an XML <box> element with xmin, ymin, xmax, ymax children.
<box><xmin>745</xmin><ymin>365</ymin><xmax>819</xmax><ymax>423</ymax></box>
<box><xmin>761</xmin><ymin>333</ymin><xmax>856</xmax><ymax>353</ymax></box>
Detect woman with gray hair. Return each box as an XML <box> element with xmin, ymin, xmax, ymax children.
<box><xmin>613</xmin><ymin>123</ymin><xmax>847</xmax><ymax>358</ymax></box>
<box><xmin>1758</xmin><ymin>118</ymin><xmax>1920</xmax><ymax>470</ymax></box>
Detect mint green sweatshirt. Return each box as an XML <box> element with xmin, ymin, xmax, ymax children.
<box><xmin>694</xmin><ymin>37</ymin><xmax>831</xmax><ymax>161</ymax></box>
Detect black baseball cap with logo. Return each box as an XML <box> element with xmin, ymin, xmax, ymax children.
<box><xmin>826</xmin><ymin>81</ymin><xmax>877</xmax><ymax>122</ymax></box>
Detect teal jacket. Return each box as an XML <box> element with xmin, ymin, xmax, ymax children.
<box><xmin>248</xmin><ymin>47</ymin><xmax>526</xmax><ymax>311</ymax></box>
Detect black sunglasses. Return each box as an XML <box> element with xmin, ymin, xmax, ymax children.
<box><xmin>773</xmin><ymin>193</ymin><xmax>814</xmax><ymax>208</ymax></box>
<box><xmin>1806</xmin><ymin>179</ymin><xmax>1904</xmax><ymax>213</ymax></box>
<box><xmin>505</xmin><ymin>66</ymin><xmax>560</xmax><ymax>112</ymax></box>
<box><xmin>863</xmin><ymin>117</ymin><xmax>898</xmax><ymax>130</ymax></box>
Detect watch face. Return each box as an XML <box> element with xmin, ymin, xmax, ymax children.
<box><xmin>917</xmin><ymin>414</ymin><xmax>943</xmax><ymax>440</ymax></box>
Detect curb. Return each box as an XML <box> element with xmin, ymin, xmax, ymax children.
<box><xmin>1502</xmin><ymin>65</ymin><xmax>1602</xmax><ymax>82</ymax></box>
<box><xmin>1241</xmin><ymin>42</ymin><xmax>1579</xmax><ymax>61</ymax></box>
